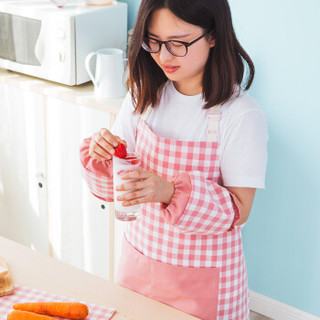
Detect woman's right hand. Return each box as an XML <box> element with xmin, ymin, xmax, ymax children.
<box><xmin>89</xmin><ymin>128</ymin><xmax>127</xmax><ymax>161</ymax></box>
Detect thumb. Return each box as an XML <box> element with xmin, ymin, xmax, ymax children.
<box><xmin>114</xmin><ymin>136</ymin><xmax>127</xmax><ymax>147</ymax></box>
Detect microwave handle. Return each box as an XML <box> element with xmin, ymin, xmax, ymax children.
<box><xmin>34</xmin><ymin>24</ymin><xmax>45</xmax><ymax>64</ymax></box>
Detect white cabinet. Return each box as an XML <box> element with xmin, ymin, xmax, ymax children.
<box><xmin>0</xmin><ymin>72</ymin><xmax>123</xmax><ymax>281</ymax></box>
<box><xmin>45</xmin><ymin>97</ymin><xmax>113</xmax><ymax>280</ymax></box>
<box><xmin>0</xmin><ymin>82</ymin><xmax>49</xmax><ymax>255</ymax></box>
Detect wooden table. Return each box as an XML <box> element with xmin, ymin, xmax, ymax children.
<box><xmin>0</xmin><ymin>236</ymin><xmax>198</xmax><ymax>320</ymax></box>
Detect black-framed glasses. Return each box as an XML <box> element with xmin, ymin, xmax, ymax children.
<box><xmin>142</xmin><ymin>30</ymin><xmax>211</xmax><ymax>57</ymax></box>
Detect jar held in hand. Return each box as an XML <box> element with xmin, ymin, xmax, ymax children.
<box><xmin>113</xmin><ymin>152</ymin><xmax>142</xmax><ymax>221</ymax></box>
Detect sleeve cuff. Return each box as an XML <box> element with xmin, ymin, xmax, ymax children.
<box><xmin>160</xmin><ymin>172</ymin><xmax>192</xmax><ymax>225</ymax></box>
<box><xmin>79</xmin><ymin>137</ymin><xmax>113</xmax><ymax>178</ymax></box>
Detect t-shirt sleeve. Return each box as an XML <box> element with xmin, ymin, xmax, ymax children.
<box><xmin>220</xmin><ymin>108</ymin><xmax>268</xmax><ymax>189</ymax></box>
<box><xmin>111</xmin><ymin>92</ymin><xmax>139</xmax><ymax>152</ymax></box>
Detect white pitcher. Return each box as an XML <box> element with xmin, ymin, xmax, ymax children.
<box><xmin>85</xmin><ymin>48</ymin><xmax>127</xmax><ymax>102</ymax></box>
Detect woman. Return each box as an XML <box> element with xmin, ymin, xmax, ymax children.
<box><xmin>80</xmin><ymin>0</ymin><xmax>268</xmax><ymax>319</ymax></box>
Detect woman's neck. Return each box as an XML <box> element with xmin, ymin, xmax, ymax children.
<box><xmin>173</xmin><ymin>77</ymin><xmax>203</xmax><ymax>96</ymax></box>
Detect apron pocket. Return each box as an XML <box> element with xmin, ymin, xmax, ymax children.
<box><xmin>116</xmin><ymin>237</ymin><xmax>220</xmax><ymax>320</ymax></box>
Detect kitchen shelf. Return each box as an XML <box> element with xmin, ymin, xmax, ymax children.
<box><xmin>0</xmin><ymin>68</ymin><xmax>124</xmax><ymax>114</ymax></box>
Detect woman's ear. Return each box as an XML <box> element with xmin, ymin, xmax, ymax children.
<box><xmin>208</xmin><ymin>31</ymin><xmax>216</xmax><ymax>48</ymax></box>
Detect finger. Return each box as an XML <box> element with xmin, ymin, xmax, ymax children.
<box><xmin>118</xmin><ymin>190</ymin><xmax>149</xmax><ymax>205</ymax></box>
<box><xmin>114</xmin><ymin>135</ymin><xmax>127</xmax><ymax>147</ymax></box>
<box><xmin>116</xmin><ymin>189</ymin><xmax>143</xmax><ymax>202</ymax></box>
<box><xmin>93</xmin><ymin>133</ymin><xmax>115</xmax><ymax>156</ymax></box>
<box><xmin>89</xmin><ymin>151</ymin><xmax>101</xmax><ymax>160</ymax></box>
<box><xmin>121</xmin><ymin>170</ymin><xmax>152</xmax><ymax>180</ymax></box>
<box><xmin>122</xmin><ymin>195</ymin><xmax>149</xmax><ymax>207</ymax></box>
<box><xmin>120</xmin><ymin>170</ymin><xmax>141</xmax><ymax>180</ymax></box>
<box><xmin>90</xmin><ymin>151</ymin><xmax>109</xmax><ymax>161</ymax></box>
<box><xmin>94</xmin><ymin>147</ymin><xmax>112</xmax><ymax>160</ymax></box>
<box><xmin>115</xmin><ymin>179</ymin><xmax>145</xmax><ymax>192</ymax></box>
<box><xmin>90</xmin><ymin>141</ymin><xmax>113</xmax><ymax>159</ymax></box>
<box><xmin>100</xmin><ymin>128</ymin><xmax>119</xmax><ymax>148</ymax></box>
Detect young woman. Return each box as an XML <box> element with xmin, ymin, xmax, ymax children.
<box><xmin>80</xmin><ymin>0</ymin><xmax>268</xmax><ymax>319</ymax></box>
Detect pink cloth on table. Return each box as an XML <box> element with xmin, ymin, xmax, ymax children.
<box><xmin>0</xmin><ymin>285</ymin><xmax>116</xmax><ymax>319</ymax></box>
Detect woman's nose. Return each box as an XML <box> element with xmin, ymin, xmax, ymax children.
<box><xmin>159</xmin><ymin>43</ymin><xmax>174</xmax><ymax>62</ymax></box>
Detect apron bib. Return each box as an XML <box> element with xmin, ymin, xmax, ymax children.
<box><xmin>116</xmin><ymin>106</ymin><xmax>248</xmax><ymax>320</ymax></box>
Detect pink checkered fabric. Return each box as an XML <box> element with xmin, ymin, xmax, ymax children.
<box><xmin>170</xmin><ymin>171</ymin><xmax>239</xmax><ymax>234</ymax></box>
<box><xmin>79</xmin><ymin>111</ymin><xmax>249</xmax><ymax>319</ymax></box>
<box><xmin>0</xmin><ymin>285</ymin><xmax>116</xmax><ymax>319</ymax></box>
<box><xmin>80</xmin><ymin>164</ymin><xmax>114</xmax><ymax>202</ymax></box>
<box><xmin>124</xmin><ymin>117</ymin><xmax>249</xmax><ymax>320</ymax></box>
<box><xmin>80</xmin><ymin>138</ymin><xmax>114</xmax><ymax>202</ymax></box>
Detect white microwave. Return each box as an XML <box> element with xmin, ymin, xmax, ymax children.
<box><xmin>0</xmin><ymin>0</ymin><xmax>127</xmax><ymax>85</ymax></box>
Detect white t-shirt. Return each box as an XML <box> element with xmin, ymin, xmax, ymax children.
<box><xmin>112</xmin><ymin>81</ymin><xmax>268</xmax><ymax>189</ymax></box>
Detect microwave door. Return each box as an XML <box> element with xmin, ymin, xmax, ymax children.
<box><xmin>0</xmin><ymin>13</ymin><xmax>15</xmax><ymax>61</ymax></box>
<box><xmin>0</xmin><ymin>12</ymin><xmax>41</xmax><ymax>66</ymax></box>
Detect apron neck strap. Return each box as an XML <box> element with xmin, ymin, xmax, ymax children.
<box><xmin>207</xmin><ymin>105</ymin><xmax>221</xmax><ymax>143</ymax></box>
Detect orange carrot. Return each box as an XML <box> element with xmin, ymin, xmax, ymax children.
<box><xmin>7</xmin><ymin>310</ymin><xmax>57</xmax><ymax>320</ymax></box>
<box><xmin>13</xmin><ymin>302</ymin><xmax>89</xmax><ymax>319</ymax></box>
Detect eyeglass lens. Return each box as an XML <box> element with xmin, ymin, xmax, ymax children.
<box><xmin>143</xmin><ymin>39</ymin><xmax>187</xmax><ymax>57</ymax></box>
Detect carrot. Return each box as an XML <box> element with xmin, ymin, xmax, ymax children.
<box><xmin>7</xmin><ymin>310</ymin><xmax>57</xmax><ymax>320</ymax></box>
<box><xmin>13</xmin><ymin>302</ymin><xmax>89</xmax><ymax>319</ymax></box>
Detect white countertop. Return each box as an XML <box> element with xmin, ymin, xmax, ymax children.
<box><xmin>0</xmin><ymin>68</ymin><xmax>124</xmax><ymax>115</ymax></box>
<box><xmin>0</xmin><ymin>236</ymin><xmax>199</xmax><ymax>320</ymax></box>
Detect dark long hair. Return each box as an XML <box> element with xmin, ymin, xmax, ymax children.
<box><xmin>127</xmin><ymin>0</ymin><xmax>255</xmax><ymax>113</ymax></box>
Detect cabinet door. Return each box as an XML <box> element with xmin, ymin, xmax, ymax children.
<box><xmin>46</xmin><ymin>97</ymin><xmax>117</xmax><ymax>280</ymax></box>
<box><xmin>0</xmin><ymin>83</ymin><xmax>49</xmax><ymax>254</ymax></box>
<box><xmin>0</xmin><ymin>83</ymin><xmax>9</xmax><ymax>224</ymax></box>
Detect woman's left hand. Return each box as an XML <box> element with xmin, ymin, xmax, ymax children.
<box><xmin>115</xmin><ymin>170</ymin><xmax>175</xmax><ymax>206</ymax></box>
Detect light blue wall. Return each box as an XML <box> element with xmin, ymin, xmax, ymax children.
<box><xmin>118</xmin><ymin>0</ymin><xmax>141</xmax><ymax>30</ymax></box>
<box><xmin>229</xmin><ymin>0</ymin><xmax>320</xmax><ymax>317</ymax></box>
<box><xmin>122</xmin><ymin>0</ymin><xmax>320</xmax><ymax>316</ymax></box>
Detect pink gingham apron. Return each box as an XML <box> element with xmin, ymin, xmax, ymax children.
<box><xmin>116</xmin><ymin>106</ymin><xmax>249</xmax><ymax>320</ymax></box>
